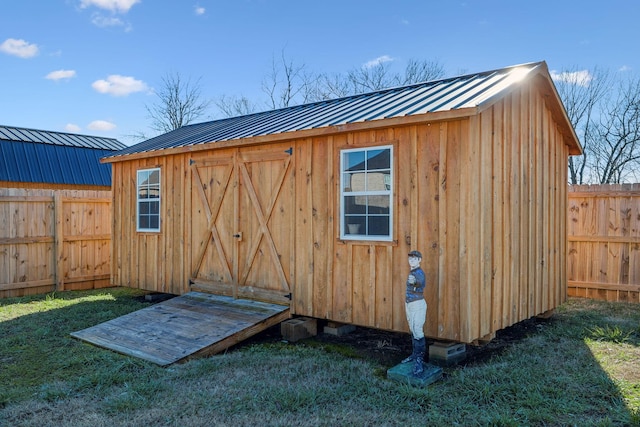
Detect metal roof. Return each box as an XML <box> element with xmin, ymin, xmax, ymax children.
<box><xmin>0</xmin><ymin>126</ymin><xmax>126</xmax><ymax>186</ymax></box>
<box><xmin>106</xmin><ymin>61</ymin><xmax>556</xmax><ymax>160</ymax></box>
<box><xmin>0</xmin><ymin>125</ymin><xmax>126</xmax><ymax>150</ymax></box>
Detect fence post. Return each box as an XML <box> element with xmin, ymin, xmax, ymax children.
<box><xmin>54</xmin><ymin>192</ymin><xmax>65</xmax><ymax>291</ymax></box>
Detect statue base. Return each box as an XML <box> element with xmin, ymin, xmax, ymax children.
<box><xmin>386</xmin><ymin>362</ymin><xmax>443</xmax><ymax>387</ymax></box>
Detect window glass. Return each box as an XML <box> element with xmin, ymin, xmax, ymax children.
<box><xmin>344</xmin><ymin>151</ymin><xmax>365</xmax><ymax>171</ymax></box>
<box><xmin>137</xmin><ymin>168</ymin><xmax>161</xmax><ymax>232</ymax></box>
<box><xmin>340</xmin><ymin>146</ymin><xmax>392</xmax><ymax>240</ymax></box>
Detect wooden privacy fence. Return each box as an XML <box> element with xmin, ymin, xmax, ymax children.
<box><xmin>0</xmin><ymin>188</ymin><xmax>112</xmax><ymax>298</ymax></box>
<box><xmin>568</xmin><ymin>184</ymin><xmax>640</xmax><ymax>302</ymax></box>
<box><xmin>1</xmin><ymin>184</ymin><xmax>638</xmax><ymax>303</ymax></box>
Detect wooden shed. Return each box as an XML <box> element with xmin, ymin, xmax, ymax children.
<box><xmin>103</xmin><ymin>61</ymin><xmax>581</xmax><ymax>344</ymax></box>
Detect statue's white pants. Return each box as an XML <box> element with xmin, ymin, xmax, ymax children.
<box><xmin>405</xmin><ymin>299</ymin><xmax>427</xmax><ymax>339</ymax></box>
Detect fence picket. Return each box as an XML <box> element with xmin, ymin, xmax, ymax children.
<box><xmin>0</xmin><ymin>188</ymin><xmax>112</xmax><ymax>298</ymax></box>
<box><xmin>568</xmin><ymin>184</ymin><xmax>640</xmax><ymax>302</ymax></box>
<box><xmin>1</xmin><ymin>185</ymin><xmax>638</xmax><ymax>302</ymax></box>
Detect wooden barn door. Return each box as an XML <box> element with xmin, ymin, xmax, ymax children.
<box><xmin>190</xmin><ymin>145</ymin><xmax>294</xmax><ymax>305</ymax></box>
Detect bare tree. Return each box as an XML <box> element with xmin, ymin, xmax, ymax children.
<box><xmin>396</xmin><ymin>58</ymin><xmax>446</xmax><ymax>85</ymax></box>
<box><xmin>215</xmin><ymin>94</ymin><xmax>257</xmax><ymax>118</ymax></box>
<box><xmin>313</xmin><ymin>73</ymin><xmax>355</xmax><ymax>100</ymax></box>
<box><xmin>343</xmin><ymin>58</ymin><xmax>445</xmax><ymax>94</ymax></box>
<box><xmin>146</xmin><ymin>72</ymin><xmax>212</xmax><ymax>133</ymax></box>
<box><xmin>216</xmin><ymin>52</ymin><xmax>446</xmax><ymax>116</ymax></box>
<box><xmin>262</xmin><ymin>50</ymin><xmax>319</xmax><ymax>109</ymax></box>
<box><xmin>215</xmin><ymin>50</ymin><xmax>320</xmax><ymax>115</ymax></box>
<box><xmin>258</xmin><ymin>53</ymin><xmax>446</xmax><ymax>107</ymax></box>
<box><xmin>347</xmin><ymin>61</ymin><xmax>393</xmax><ymax>92</ymax></box>
<box><xmin>555</xmin><ymin>67</ymin><xmax>640</xmax><ymax>184</ymax></box>
<box><xmin>553</xmin><ymin>66</ymin><xmax>610</xmax><ymax>184</ymax></box>
<box><xmin>590</xmin><ymin>76</ymin><xmax>640</xmax><ymax>183</ymax></box>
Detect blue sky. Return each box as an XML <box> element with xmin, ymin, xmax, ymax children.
<box><xmin>1</xmin><ymin>0</ymin><xmax>639</xmax><ymax>146</ymax></box>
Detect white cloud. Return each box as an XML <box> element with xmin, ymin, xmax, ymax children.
<box><xmin>550</xmin><ymin>69</ymin><xmax>593</xmax><ymax>87</ymax></box>
<box><xmin>79</xmin><ymin>0</ymin><xmax>140</xmax><ymax>13</ymax></box>
<box><xmin>46</xmin><ymin>69</ymin><xmax>77</xmax><ymax>81</ymax></box>
<box><xmin>92</xmin><ymin>74</ymin><xmax>148</xmax><ymax>96</ymax></box>
<box><xmin>0</xmin><ymin>38</ymin><xmax>39</xmax><ymax>58</ymax></box>
<box><xmin>619</xmin><ymin>65</ymin><xmax>632</xmax><ymax>72</ymax></box>
<box><xmin>80</xmin><ymin>0</ymin><xmax>138</xmax><ymax>28</ymax></box>
<box><xmin>65</xmin><ymin>123</ymin><xmax>82</xmax><ymax>133</ymax></box>
<box><xmin>91</xmin><ymin>15</ymin><xmax>125</xmax><ymax>27</ymax></box>
<box><xmin>363</xmin><ymin>55</ymin><xmax>394</xmax><ymax>69</ymax></box>
<box><xmin>195</xmin><ymin>5</ymin><xmax>206</xmax><ymax>15</ymax></box>
<box><xmin>87</xmin><ymin>120</ymin><xmax>116</xmax><ymax>131</ymax></box>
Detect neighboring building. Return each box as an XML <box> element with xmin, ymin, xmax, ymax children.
<box><xmin>0</xmin><ymin>126</ymin><xmax>126</xmax><ymax>299</ymax></box>
<box><xmin>102</xmin><ymin>61</ymin><xmax>582</xmax><ymax>343</ymax></box>
<box><xmin>0</xmin><ymin>125</ymin><xmax>126</xmax><ymax>190</ymax></box>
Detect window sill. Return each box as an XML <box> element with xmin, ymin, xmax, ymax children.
<box><xmin>338</xmin><ymin>237</ymin><xmax>397</xmax><ymax>246</ymax></box>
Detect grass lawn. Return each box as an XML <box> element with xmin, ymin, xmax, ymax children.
<box><xmin>0</xmin><ymin>288</ymin><xmax>638</xmax><ymax>426</ymax></box>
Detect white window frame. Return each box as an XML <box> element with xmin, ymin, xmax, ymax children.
<box><xmin>136</xmin><ymin>168</ymin><xmax>161</xmax><ymax>232</ymax></box>
<box><xmin>340</xmin><ymin>145</ymin><xmax>393</xmax><ymax>241</ymax></box>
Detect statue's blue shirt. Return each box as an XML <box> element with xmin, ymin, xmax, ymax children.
<box><xmin>405</xmin><ymin>267</ymin><xmax>426</xmax><ymax>303</ymax></box>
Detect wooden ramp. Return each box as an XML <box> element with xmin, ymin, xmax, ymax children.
<box><xmin>70</xmin><ymin>292</ymin><xmax>290</xmax><ymax>366</ymax></box>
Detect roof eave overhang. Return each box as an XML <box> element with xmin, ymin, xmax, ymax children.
<box><xmin>101</xmin><ymin>107</ymin><xmax>478</xmax><ymax>164</ymax></box>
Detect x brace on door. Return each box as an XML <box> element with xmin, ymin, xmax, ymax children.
<box><xmin>190</xmin><ymin>157</ymin><xmax>234</xmax><ymax>283</ymax></box>
<box><xmin>189</xmin><ymin>148</ymin><xmax>293</xmax><ymax>301</ymax></box>
<box><xmin>237</xmin><ymin>154</ymin><xmax>291</xmax><ymax>291</ymax></box>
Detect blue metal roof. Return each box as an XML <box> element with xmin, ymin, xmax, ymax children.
<box><xmin>107</xmin><ymin>62</ymin><xmax>563</xmax><ymax>161</ymax></box>
<box><xmin>0</xmin><ymin>125</ymin><xmax>126</xmax><ymax>150</ymax></box>
<box><xmin>0</xmin><ymin>126</ymin><xmax>126</xmax><ymax>186</ymax></box>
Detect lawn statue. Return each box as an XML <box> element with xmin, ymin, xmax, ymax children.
<box><xmin>402</xmin><ymin>250</ymin><xmax>427</xmax><ymax>376</ymax></box>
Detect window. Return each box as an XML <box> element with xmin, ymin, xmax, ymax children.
<box><xmin>137</xmin><ymin>168</ymin><xmax>160</xmax><ymax>232</ymax></box>
<box><xmin>340</xmin><ymin>146</ymin><xmax>393</xmax><ymax>240</ymax></box>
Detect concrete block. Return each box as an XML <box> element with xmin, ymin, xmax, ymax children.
<box><xmin>387</xmin><ymin>362</ymin><xmax>443</xmax><ymax>387</ymax></box>
<box><xmin>144</xmin><ymin>293</ymin><xmax>174</xmax><ymax>303</ymax></box>
<box><xmin>429</xmin><ymin>342</ymin><xmax>466</xmax><ymax>366</ymax></box>
<box><xmin>281</xmin><ymin>317</ymin><xmax>317</xmax><ymax>342</ymax></box>
<box><xmin>323</xmin><ymin>322</ymin><xmax>356</xmax><ymax>336</ymax></box>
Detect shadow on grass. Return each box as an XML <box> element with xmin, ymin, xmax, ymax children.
<box><xmin>553</xmin><ymin>298</ymin><xmax>640</xmax><ymax>425</ymax></box>
<box><xmin>0</xmin><ymin>288</ymin><xmax>157</xmax><ymax>405</ymax></box>
<box><xmin>475</xmin><ymin>298</ymin><xmax>640</xmax><ymax>425</ymax></box>
<box><xmin>297</xmin><ymin>298</ymin><xmax>640</xmax><ymax>425</ymax></box>
<box><xmin>0</xmin><ymin>290</ymin><xmax>638</xmax><ymax>425</ymax></box>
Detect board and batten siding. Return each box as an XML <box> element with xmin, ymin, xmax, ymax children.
<box><xmin>109</xmin><ymin>78</ymin><xmax>572</xmax><ymax>343</ymax></box>
<box><xmin>469</xmin><ymin>82</ymin><xmax>570</xmax><ymax>342</ymax></box>
<box><xmin>110</xmin><ymin>155</ymin><xmax>189</xmax><ymax>293</ymax></box>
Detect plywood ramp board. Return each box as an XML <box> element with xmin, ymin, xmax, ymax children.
<box><xmin>70</xmin><ymin>292</ymin><xmax>290</xmax><ymax>366</ymax></box>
